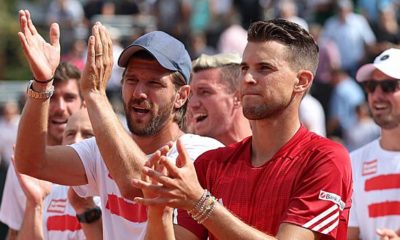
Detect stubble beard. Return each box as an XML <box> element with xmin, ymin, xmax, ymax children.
<box><xmin>124</xmin><ymin>98</ymin><xmax>175</xmax><ymax>137</ymax></box>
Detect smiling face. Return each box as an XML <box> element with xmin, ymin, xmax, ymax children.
<box><xmin>240</xmin><ymin>41</ymin><xmax>298</xmax><ymax>120</ymax></box>
<box><xmin>122</xmin><ymin>58</ymin><xmax>179</xmax><ymax>136</ymax></box>
<box><xmin>48</xmin><ymin>79</ymin><xmax>82</xmax><ymax>145</ymax></box>
<box><xmin>188</xmin><ymin>67</ymin><xmax>237</xmax><ymax>138</ymax></box>
<box><xmin>62</xmin><ymin>108</ymin><xmax>94</xmax><ymax>145</ymax></box>
<box><xmin>367</xmin><ymin>69</ymin><xmax>400</xmax><ymax>129</ymax></box>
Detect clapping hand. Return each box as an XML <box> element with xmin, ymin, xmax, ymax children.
<box><xmin>80</xmin><ymin>22</ymin><xmax>113</xmax><ymax>97</ymax></box>
<box><xmin>17</xmin><ymin>10</ymin><xmax>60</xmax><ymax>82</ymax></box>
<box><xmin>132</xmin><ymin>139</ymin><xmax>204</xmax><ymax>211</ymax></box>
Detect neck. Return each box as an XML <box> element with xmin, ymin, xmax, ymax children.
<box><xmin>380</xmin><ymin>127</ymin><xmax>400</xmax><ymax>151</ymax></box>
<box><xmin>47</xmin><ymin>135</ymin><xmax>61</xmax><ymax>147</ymax></box>
<box><xmin>250</xmin><ymin>106</ymin><xmax>300</xmax><ymax>167</ymax></box>
<box><xmin>132</xmin><ymin>122</ymin><xmax>184</xmax><ymax>154</ymax></box>
<box><xmin>216</xmin><ymin>111</ymin><xmax>251</xmax><ymax>145</ymax></box>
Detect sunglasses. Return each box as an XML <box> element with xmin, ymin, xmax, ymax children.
<box><xmin>361</xmin><ymin>79</ymin><xmax>400</xmax><ymax>93</ymax></box>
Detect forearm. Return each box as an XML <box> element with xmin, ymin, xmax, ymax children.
<box><xmin>15</xmin><ymin>82</ymin><xmax>51</xmax><ymax>175</ymax></box>
<box><xmin>84</xmin><ymin>92</ymin><xmax>145</xmax><ymax>199</ymax></box>
<box><xmin>145</xmin><ymin>208</ymin><xmax>175</xmax><ymax>240</ymax></box>
<box><xmin>80</xmin><ymin>219</ymin><xmax>103</xmax><ymax>240</ymax></box>
<box><xmin>17</xmin><ymin>202</ymin><xmax>44</xmax><ymax>240</ymax></box>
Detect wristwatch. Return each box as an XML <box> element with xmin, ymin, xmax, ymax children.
<box><xmin>26</xmin><ymin>80</ymin><xmax>54</xmax><ymax>99</ymax></box>
<box><xmin>76</xmin><ymin>206</ymin><xmax>102</xmax><ymax>223</ymax></box>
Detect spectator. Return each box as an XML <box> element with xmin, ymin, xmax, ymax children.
<box><xmin>0</xmin><ymin>61</ymin><xmax>83</xmax><ymax>239</ymax></box>
<box><xmin>322</xmin><ymin>0</ymin><xmax>376</xmax><ymax>77</ymax></box>
<box><xmin>16</xmin><ymin>108</ymin><xmax>102</xmax><ymax>240</ymax></box>
<box><xmin>278</xmin><ymin>0</ymin><xmax>309</xmax><ymax>31</ymax></box>
<box><xmin>348</xmin><ymin>48</ymin><xmax>400</xmax><ymax>240</ymax></box>
<box><xmin>188</xmin><ymin>53</ymin><xmax>251</xmax><ymax>145</ymax></box>
<box><xmin>344</xmin><ymin>102</ymin><xmax>380</xmax><ymax>151</ymax></box>
<box><xmin>327</xmin><ymin>68</ymin><xmax>365</xmax><ymax>144</ymax></box>
<box><xmin>0</xmin><ymin>101</ymin><xmax>20</xmax><ymax>168</ymax></box>
<box><xmin>46</xmin><ymin>0</ymin><xmax>85</xmax><ymax>54</ymax></box>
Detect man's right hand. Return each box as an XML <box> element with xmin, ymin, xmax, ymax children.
<box><xmin>17</xmin><ymin>10</ymin><xmax>60</xmax><ymax>82</ymax></box>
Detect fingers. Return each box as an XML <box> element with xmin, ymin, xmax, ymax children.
<box><xmin>99</xmin><ymin>25</ymin><xmax>111</xmax><ymax>65</ymax></box>
<box><xmin>93</xmin><ymin>23</ymin><xmax>103</xmax><ymax>64</ymax></box>
<box><xmin>49</xmin><ymin>23</ymin><xmax>60</xmax><ymax>51</ymax></box>
<box><xmin>377</xmin><ymin>228</ymin><xmax>398</xmax><ymax>239</ymax></box>
<box><xmin>86</xmin><ymin>35</ymin><xmax>96</xmax><ymax>67</ymax></box>
<box><xmin>25</xmin><ymin>10</ymin><xmax>38</xmax><ymax>35</ymax></box>
<box><xmin>176</xmin><ymin>139</ymin><xmax>190</xmax><ymax>168</ymax></box>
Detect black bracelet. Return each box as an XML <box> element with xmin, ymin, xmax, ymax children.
<box><xmin>33</xmin><ymin>76</ymin><xmax>54</xmax><ymax>83</ymax></box>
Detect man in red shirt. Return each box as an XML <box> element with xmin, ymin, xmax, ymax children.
<box><xmin>133</xmin><ymin>19</ymin><xmax>352</xmax><ymax>240</ymax></box>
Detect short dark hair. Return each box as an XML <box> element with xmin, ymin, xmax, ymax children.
<box><xmin>54</xmin><ymin>62</ymin><xmax>81</xmax><ymax>85</ymax></box>
<box><xmin>121</xmin><ymin>50</ymin><xmax>189</xmax><ymax>129</ymax></box>
<box><xmin>247</xmin><ymin>19</ymin><xmax>319</xmax><ymax>75</ymax></box>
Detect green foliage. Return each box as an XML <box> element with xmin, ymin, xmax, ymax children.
<box><xmin>0</xmin><ymin>0</ymin><xmax>31</xmax><ymax>80</ymax></box>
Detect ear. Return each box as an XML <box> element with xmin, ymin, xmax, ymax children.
<box><xmin>174</xmin><ymin>85</ymin><xmax>190</xmax><ymax>108</ymax></box>
<box><xmin>233</xmin><ymin>91</ymin><xmax>241</xmax><ymax>108</ymax></box>
<box><xmin>294</xmin><ymin>70</ymin><xmax>313</xmax><ymax>94</ymax></box>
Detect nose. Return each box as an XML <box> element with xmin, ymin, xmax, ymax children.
<box><xmin>132</xmin><ymin>82</ymin><xmax>148</xmax><ymax>100</ymax></box>
<box><xmin>73</xmin><ymin>132</ymin><xmax>84</xmax><ymax>143</ymax></box>
<box><xmin>52</xmin><ymin>97</ymin><xmax>67</xmax><ymax>113</ymax></box>
<box><xmin>188</xmin><ymin>93</ymin><xmax>201</xmax><ymax>110</ymax></box>
<box><xmin>242</xmin><ymin>71</ymin><xmax>256</xmax><ymax>84</ymax></box>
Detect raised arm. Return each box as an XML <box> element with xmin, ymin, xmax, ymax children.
<box><xmin>14</xmin><ymin>10</ymin><xmax>86</xmax><ymax>185</ymax></box>
<box><xmin>79</xmin><ymin>22</ymin><xmax>146</xmax><ymax>199</ymax></box>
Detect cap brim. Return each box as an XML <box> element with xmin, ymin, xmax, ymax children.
<box><xmin>356</xmin><ymin>64</ymin><xmax>375</xmax><ymax>82</ymax></box>
<box><xmin>117</xmin><ymin>44</ymin><xmax>177</xmax><ymax>73</ymax></box>
<box><xmin>356</xmin><ymin>62</ymin><xmax>400</xmax><ymax>82</ymax></box>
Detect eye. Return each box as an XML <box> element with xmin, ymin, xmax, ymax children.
<box><xmin>198</xmin><ymin>89</ymin><xmax>211</xmax><ymax>96</ymax></box>
<box><xmin>64</xmin><ymin>95</ymin><xmax>78</xmax><ymax>102</ymax></box>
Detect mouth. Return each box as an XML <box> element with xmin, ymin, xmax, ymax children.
<box><xmin>372</xmin><ymin>102</ymin><xmax>389</xmax><ymax>111</ymax></box>
<box><xmin>50</xmin><ymin>119</ymin><xmax>68</xmax><ymax>126</ymax></box>
<box><xmin>194</xmin><ymin>113</ymin><xmax>208</xmax><ymax>123</ymax></box>
<box><xmin>132</xmin><ymin>106</ymin><xmax>150</xmax><ymax>114</ymax></box>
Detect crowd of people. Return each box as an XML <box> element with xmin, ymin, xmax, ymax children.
<box><xmin>0</xmin><ymin>0</ymin><xmax>400</xmax><ymax>239</ymax></box>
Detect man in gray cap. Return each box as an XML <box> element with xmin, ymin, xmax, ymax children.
<box><xmin>188</xmin><ymin>53</ymin><xmax>251</xmax><ymax>145</ymax></box>
<box><xmin>14</xmin><ymin>10</ymin><xmax>223</xmax><ymax>239</ymax></box>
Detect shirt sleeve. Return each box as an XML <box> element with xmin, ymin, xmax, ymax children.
<box><xmin>0</xmin><ymin>164</ymin><xmax>26</xmax><ymax>230</ymax></box>
<box><xmin>70</xmin><ymin>138</ymin><xmax>99</xmax><ymax>197</ymax></box>
<box><xmin>283</xmin><ymin>145</ymin><xmax>352</xmax><ymax>239</ymax></box>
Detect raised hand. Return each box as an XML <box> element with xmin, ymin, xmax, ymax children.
<box><xmin>80</xmin><ymin>22</ymin><xmax>113</xmax><ymax>96</ymax></box>
<box><xmin>12</xmin><ymin>155</ymin><xmax>52</xmax><ymax>205</ymax></box>
<box><xmin>132</xmin><ymin>139</ymin><xmax>204</xmax><ymax>211</ymax></box>
<box><xmin>17</xmin><ymin>10</ymin><xmax>60</xmax><ymax>81</ymax></box>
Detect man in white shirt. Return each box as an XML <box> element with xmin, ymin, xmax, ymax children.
<box><xmin>14</xmin><ymin>10</ymin><xmax>223</xmax><ymax>239</ymax></box>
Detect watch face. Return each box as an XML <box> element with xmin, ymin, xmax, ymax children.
<box><xmin>77</xmin><ymin>207</ymin><xmax>102</xmax><ymax>223</ymax></box>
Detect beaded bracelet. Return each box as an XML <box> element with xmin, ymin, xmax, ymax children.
<box><xmin>187</xmin><ymin>190</ymin><xmax>218</xmax><ymax>224</ymax></box>
<box><xmin>197</xmin><ymin>197</ymin><xmax>217</xmax><ymax>224</ymax></box>
<box><xmin>188</xmin><ymin>190</ymin><xmax>208</xmax><ymax>215</ymax></box>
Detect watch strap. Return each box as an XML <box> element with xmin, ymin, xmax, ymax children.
<box><xmin>26</xmin><ymin>80</ymin><xmax>54</xmax><ymax>99</ymax></box>
<box><xmin>76</xmin><ymin>206</ymin><xmax>102</xmax><ymax>223</ymax></box>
